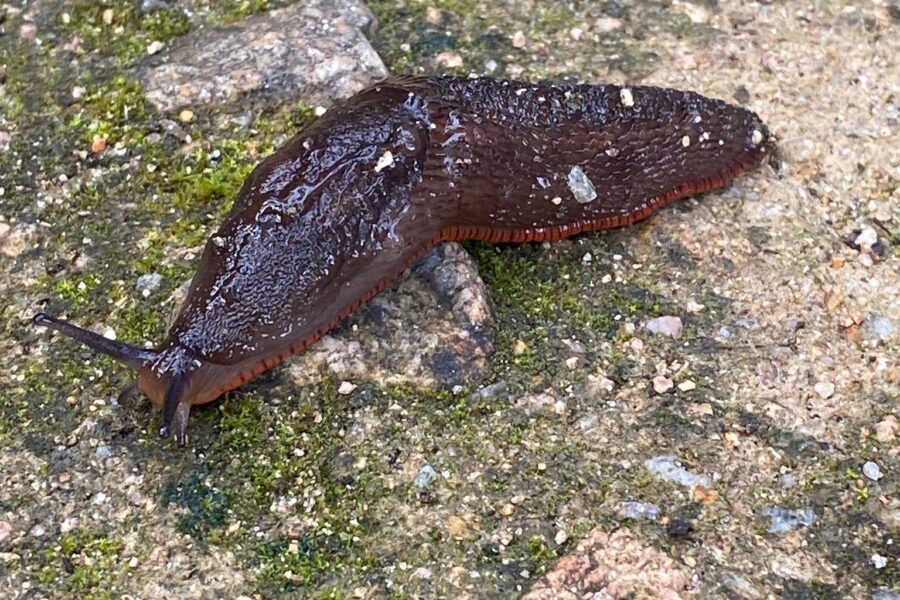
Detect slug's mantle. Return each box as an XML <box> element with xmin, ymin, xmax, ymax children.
<box><xmin>34</xmin><ymin>75</ymin><xmax>772</xmax><ymax>445</ymax></box>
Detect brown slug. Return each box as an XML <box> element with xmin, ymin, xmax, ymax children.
<box><xmin>34</xmin><ymin>75</ymin><xmax>771</xmax><ymax>446</ymax></box>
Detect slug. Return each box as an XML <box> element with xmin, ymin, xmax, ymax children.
<box><xmin>34</xmin><ymin>75</ymin><xmax>771</xmax><ymax>445</ymax></box>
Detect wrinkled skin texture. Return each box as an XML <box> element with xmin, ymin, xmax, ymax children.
<box><xmin>36</xmin><ymin>76</ymin><xmax>771</xmax><ymax>445</ymax></box>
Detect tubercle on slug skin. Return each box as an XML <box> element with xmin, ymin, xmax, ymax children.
<box><xmin>34</xmin><ymin>75</ymin><xmax>772</xmax><ymax>446</ymax></box>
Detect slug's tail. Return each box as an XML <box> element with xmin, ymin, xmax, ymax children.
<box><xmin>32</xmin><ymin>312</ymin><xmax>158</xmax><ymax>370</ymax></box>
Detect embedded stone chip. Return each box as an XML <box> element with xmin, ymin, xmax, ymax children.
<box><xmin>619</xmin><ymin>87</ymin><xmax>635</xmax><ymax>107</ymax></box>
<box><xmin>374</xmin><ymin>150</ymin><xmax>394</xmax><ymax>172</ymax></box>
<box><xmin>567</xmin><ymin>166</ymin><xmax>597</xmax><ymax>204</ymax></box>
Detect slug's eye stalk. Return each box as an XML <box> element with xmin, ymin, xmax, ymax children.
<box><xmin>32</xmin><ymin>312</ymin><xmax>158</xmax><ymax>370</ymax></box>
<box><xmin>158</xmin><ymin>374</ymin><xmax>191</xmax><ymax>447</ymax></box>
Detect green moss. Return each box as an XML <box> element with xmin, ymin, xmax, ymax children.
<box><xmin>38</xmin><ymin>530</ymin><xmax>126</xmax><ymax>599</ymax></box>
<box><xmin>161</xmin><ymin>470</ymin><xmax>230</xmax><ymax>539</ymax></box>
<box><xmin>527</xmin><ymin>535</ymin><xmax>557</xmax><ymax>565</ymax></box>
<box><xmin>57</xmin><ymin>1</ymin><xmax>189</xmax><ymax>62</ymax></box>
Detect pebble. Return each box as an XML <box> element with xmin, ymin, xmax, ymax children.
<box><xmin>718</xmin><ymin>326</ymin><xmax>733</xmax><ymax>338</ymax></box>
<box><xmin>594</xmin><ymin>17</ymin><xmax>624</xmax><ymax>32</ymax></box>
<box><xmin>677</xmin><ymin>380</ymin><xmax>697</xmax><ymax>392</ymax></box>
<box><xmin>653</xmin><ymin>375</ymin><xmax>674</xmax><ymax>394</ymax></box>
<box><xmin>0</xmin><ymin>521</ymin><xmax>10</xmax><ymax>542</ymax></box>
<box><xmin>778</xmin><ymin>473</ymin><xmax>797</xmax><ymax>488</ymax></box>
<box><xmin>666</xmin><ymin>518</ymin><xmax>694</xmax><ymax>539</ymax></box>
<box><xmin>135</xmin><ymin>273</ymin><xmax>163</xmax><ymax>297</ymax></box>
<box><xmin>874</xmin><ymin>416</ymin><xmax>898</xmax><ymax>443</ymax></box>
<box><xmin>446</xmin><ymin>515</ymin><xmax>468</xmax><ymax>537</ymax></box>
<box><xmin>414</xmin><ymin>465</ymin><xmax>437</xmax><ymax>488</ymax></box>
<box><xmin>499</xmin><ymin>503</ymin><xmax>516</xmax><ymax>517</ymax></box>
<box><xmin>411</xmin><ymin>567</ymin><xmax>433</xmax><ymax>580</ymax></box>
<box><xmin>19</xmin><ymin>22</ymin><xmax>38</xmax><ymax>41</ymax></box>
<box><xmin>867</xmin><ymin>315</ymin><xmax>894</xmax><ymax>339</ymax></box>
<box><xmin>435</xmin><ymin>51</ymin><xmax>463</xmax><ymax>68</ymax></box>
<box><xmin>91</xmin><ymin>134</ymin><xmax>108</xmax><ymax>153</ymax></box>
<box><xmin>761</xmin><ymin>506</ymin><xmax>816</xmax><ymax>533</ymax></box>
<box><xmin>95</xmin><ymin>445</ymin><xmax>114</xmax><ymax>460</ymax></box>
<box><xmin>140</xmin><ymin>0</ymin><xmax>171</xmax><ymax>13</ymax></box>
<box><xmin>854</xmin><ymin>227</ymin><xmax>879</xmax><ymax>254</ymax></box>
<box><xmin>735</xmin><ymin>317</ymin><xmax>759</xmax><ymax>330</ymax></box>
<box><xmin>60</xmin><ymin>517</ymin><xmax>79</xmax><ymax>534</ymax></box>
<box><xmin>30</xmin><ymin>523</ymin><xmax>46</xmax><ymax>537</ymax></box>
<box><xmin>863</xmin><ymin>461</ymin><xmax>883</xmax><ymax>481</ymax></box>
<box><xmin>678</xmin><ymin>2</ymin><xmax>711</xmax><ymax>24</ymax></box>
<box><xmin>554</xmin><ymin>529</ymin><xmax>568</xmax><ymax>545</ymax></box>
<box><xmin>872</xmin><ymin>554</ymin><xmax>888</xmax><ymax>569</ymax></box>
<box><xmin>645</xmin><ymin>316</ymin><xmax>683</xmax><ymax>338</ymax></box>
<box><xmin>618</xmin><ymin>501</ymin><xmax>661</xmax><ymax>521</ymax></box>
<box><xmin>337</xmin><ymin>381</ymin><xmax>357</xmax><ymax>395</ymax></box>
<box><xmin>685</xmin><ymin>300</ymin><xmax>705</xmax><ymax>313</ymax></box>
<box><xmin>813</xmin><ymin>381</ymin><xmax>835</xmax><ymax>399</ymax></box>
<box><xmin>147</xmin><ymin>40</ymin><xmax>165</xmax><ymax>55</ymax></box>
<box><xmin>511</xmin><ymin>31</ymin><xmax>526</xmax><ymax>48</ymax></box>
<box><xmin>644</xmin><ymin>455</ymin><xmax>711</xmax><ymax>488</ymax></box>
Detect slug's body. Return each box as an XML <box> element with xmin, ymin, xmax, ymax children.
<box><xmin>35</xmin><ymin>75</ymin><xmax>771</xmax><ymax>445</ymax></box>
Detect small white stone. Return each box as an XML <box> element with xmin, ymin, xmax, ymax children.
<box><xmin>619</xmin><ymin>87</ymin><xmax>634</xmax><ymax>107</ymax></box>
<box><xmin>567</xmin><ymin>165</ymin><xmax>597</xmax><ymax>204</ymax></box>
<box><xmin>677</xmin><ymin>380</ymin><xmax>697</xmax><ymax>392</ymax></box>
<box><xmin>682</xmin><ymin>135</ymin><xmax>691</xmax><ymax>147</ymax></box>
<box><xmin>374</xmin><ymin>150</ymin><xmax>394</xmax><ymax>173</ymax></box>
<box><xmin>862</xmin><ymin>461</ymin><xmax>883</xmax><ymax>481</ymax></box>
<box><xmin>554</xmin><ymin>529</ymin><xmax>568</xmax><ymax>545</ymax></box>
<box><xmin>337</xmin><ymin>381</ymin><xmax>357</xmax><ymax>395</ymax></box>
<box><xmin>102</xmin><ymin>327</ymin><xmax>117</xmax><ymax>340</ymax></box>
<box><xmin>550</xmin><ymin>196</ymin><xmax>562</xmax><ymax>205</ymax></box>
<box><xmin>314</xmin><ymin>106</ymin><xmax>327</xmax><ymax>116</ymax></box>
<box><xmin>653</xmin><ymin>375</ymin><xmax>674</xmax><ymax>394</ymax></box>
<box><xmin>645</xmin><ymin>316</ymin><xmax>684</xmax><ymax>338</ymax></box>
<box><xmin>146</xmin><ymin>40</ymin><xmax>164</xmax><ymax>55</ymax></box>
<box><xmin>813</xmin><ymin>381</ymin><xmax>835</xmax><ymax>399</ymax></box>
<box><xmin>854</xmin><ymin>227</ymin><xmax>878</xmax><ymax>253</ymax></box>
<box><xmin>686</xmin><ymin>300</ymin><xmax>705</xmax><ymax>313</ymax></box>
<box><xmin>872</xmin><ymin>554</ymin><xmax>887</xmax><ymax>569</ymax></box>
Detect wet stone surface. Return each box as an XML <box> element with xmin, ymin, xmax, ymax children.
<box><xmin>1</xmin><ymin>0</ymin><xmax>899</xmax><ymax>599</ymax></box>
<box><xmin>136</xmin><ymin>0</ymin><xmax>387</xmax><ymax>111</ymax></box>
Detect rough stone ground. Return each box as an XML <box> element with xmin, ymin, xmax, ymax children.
<box><xmin>1</xmin><ymin>0</ymin><xmax>898</xmax><ymax>599</ymax></box>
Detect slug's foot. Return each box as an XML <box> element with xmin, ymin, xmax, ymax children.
<box><xmin>158</xmin><ymin>401</ymin><xmax>191</xmax><ymax>447</ymax></box>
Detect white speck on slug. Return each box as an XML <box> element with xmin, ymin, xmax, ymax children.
<box><xmin>567</xmin><ymin>166</ymin><xmax>597</xmax><ymax>204</ymax></box>
<box><xmin>682</xmin><ymin>135</ymin><xmax>691</xmax><ymax>147</ymax></box>
<box><xmin>751</xmin><ymin>129</ymin><xmax>765</xmax><ymax>145</ymax></box>
<box><xmin>374</xmin><ymin>150</ymin><xmax>394</xmax><ymax>172</ymax></box>
<box><xmin>619</xmin><ymin>87</ymin><xmax>634</xmax><ymax>107</ymax></box>
<box><xmin>550</xmin><ymin>196</ymin><xmax>562</xmax><ymax>205</ymax></box>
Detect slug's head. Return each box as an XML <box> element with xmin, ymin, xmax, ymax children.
<box><xmin>32</xmin><ymin>312</ymin><xmax>202</xmax><ymax>446</ymax></box>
